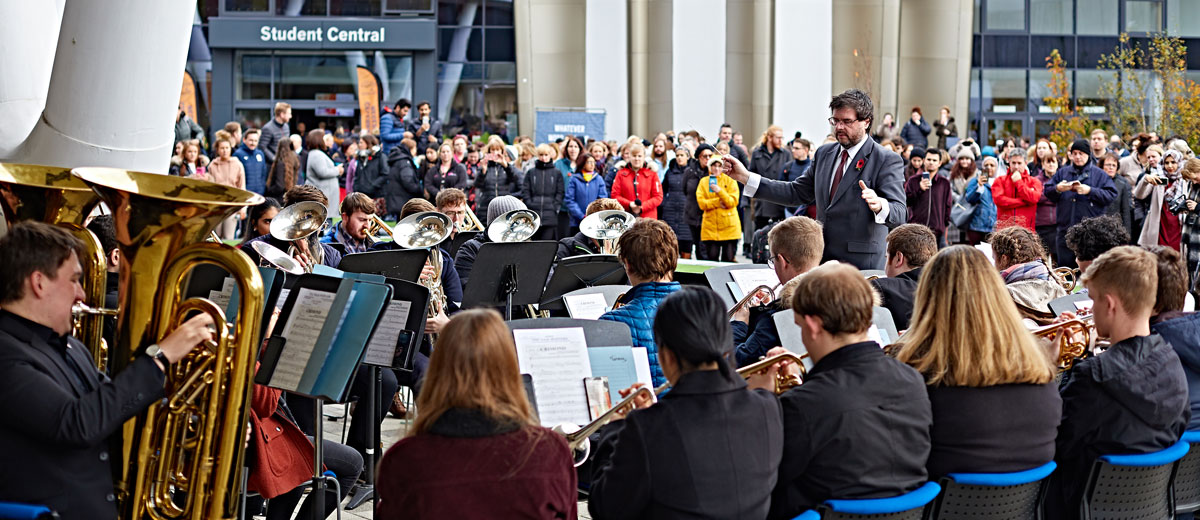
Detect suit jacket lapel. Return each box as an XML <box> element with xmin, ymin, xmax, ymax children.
<box><xmin>830</xmin><ymin>138</ymin><xmax>874</xmax><ymax>207</ymax></box>
<box><xmin>23</xmin><ymin>329</ymin><xmax>89</xmax><ymax>396</ymax></box>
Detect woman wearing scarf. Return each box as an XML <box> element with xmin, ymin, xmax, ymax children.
<box><xmin>1135</xmin><ymin>148</ymin><xmax>1188</xmax><ymax>251</ymax></box>
<box><xmin>988</xmin><ymin>226</ymin><xmax>1066</xmax><ymax>318</ymax></box>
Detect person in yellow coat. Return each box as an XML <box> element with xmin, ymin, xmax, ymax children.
<box><xmin>697</xmin><ymin>154</ymin><xmax>742</xmax><ymax>261</ymax></box>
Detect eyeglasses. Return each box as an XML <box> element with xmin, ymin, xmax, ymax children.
<box><xmin>828</xmin><ymin>117</ymin><xmax>864</xmax><ymax>127</ymax></box>
<box><xmin>767</xmin><ymin>253</ymin><xmax>784</xmax><ymax>269</ymax></box>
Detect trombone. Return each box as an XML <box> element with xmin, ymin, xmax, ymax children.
<box><xmin>579</xmin><ymin>209</ymin><xmax>635</xmax><ymax>255</ymax></box>
<box><xmin>365</xmin><ymin>213</ymin><xmax>396</xmax><ymax>246</ymax></box>
<box><xmin>726</xmin><ymin>283</ymin><xmax>781</xmax><ymax>320</ymax></box>
<box><xmin>459</xmin><ymin>204</ymin><xmax>485</xmax><ymax>233</ymax></box>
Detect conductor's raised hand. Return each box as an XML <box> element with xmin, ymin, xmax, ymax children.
<box><xmin>724</xmin><ymin>155</ymin><xmax>750</xmax><ymax>183</ymax></box>
<box><xmin>859</xmin><ymin>180</ymin><xmax>884</xmax><ymax>213</ymax></box>
<box><xmin>158</xmin><ymin>313</ymin><xmax>215</xmax><ymax>363</ymax></box>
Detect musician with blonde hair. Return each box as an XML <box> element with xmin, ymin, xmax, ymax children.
<box><xmin>556</xmin><ymin>198</ymin><xmax>623</xmax><ymax>260</ymax></box>
<box><xmin>377</xmin><ymin>310</ymin><xmax>577</xmax><ymax>518</ymax></box>
<box><xmin>893</xmin><ymin>245</ymin><xmax>1060</xmax><ymax>478</ymax></box>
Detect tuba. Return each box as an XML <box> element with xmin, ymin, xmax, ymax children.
<box><xmin>0</xmin><ymin>163</ymin><xmax>111</xmax><ymax>372</ymax></box>
<box><xmin>579</xmin><ymin>209</ymin><xmax>635</xmax><ymax>255</ymax></box>
<box><xmin>72</xmin><ymin>167</ymin><xmax>265</xmax><ymax>520</ymax></box>
<box><xmin>487</xmin><ymin>208</ymin><xmax>540</xmax><ymax>242</ymax></box>
<box><xmin>394</xmin><ymin>211</ymin><xmax>454</xmax><ymax>326</ymax></box>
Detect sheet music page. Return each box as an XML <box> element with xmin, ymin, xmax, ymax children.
<box><xmin>363</xmin><ymin>300</ymin><xmax>412</xmax><ymax>366</ymax></box>
<box><xmin>729</xmin><ymin>268</ymin><xmax>780</xmax><ymax>297</ymax></box>
<box><xmin>513</xmin><ymin>327</ymin><xmax>592</xmax><ymax>427</ymax></box>
<box><xmin>587</xmin><ymin>346</ymin><xmax>637</xmax><ymax>404</ymax></box>
<box><xmin>207</xmin><ymin>277</ymin><xmax>235</xmax><ymax>312</ymax></box>
<box><xmin>564</xmin><ymin>292</ymin><xmax>609</xmax><ymax>320</ymax></box>
<box><xmin>868</xmin><ymin>324</ymin><xmax>888</xmax><ymax>346</ymax></box>
<box><xmin>275</xmin><ymin>288</ymin><xmax>291</xmax><ymax>312</ymax></box>
<box><xmin>269</xmin><ymin>288</ymin><xmax>337</xmax><ymax>391</ymax></box>
<box><xmin>631</xmin><ymin>347</ymin><xmax>653</xmax><ymax>388</ymax></box>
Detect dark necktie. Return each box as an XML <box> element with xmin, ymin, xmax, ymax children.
<box><xmin>830</xmin><ymin>149</ymin><xmax>850</xmax><ymax>200</ymax></box>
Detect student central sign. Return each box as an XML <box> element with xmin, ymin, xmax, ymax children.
<box><xmin>259</xmin><ymin>25</ymin><xmax>387</xmax><ymax>43</ymax></box>
<box><xmin>208</xmin><ymin>18</ymin><xmax>435</xmax><ymax>51</ymax></box>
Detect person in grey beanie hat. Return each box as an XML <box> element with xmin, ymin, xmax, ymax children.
<box><xmin>485</xmin><ymin>195</ymin><xmax>527</xmax><ymax>227</ymax></box>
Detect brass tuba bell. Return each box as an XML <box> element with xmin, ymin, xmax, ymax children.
<box><xmin>487</xmin><ymin>208</ymin><xmax>540</xmax><ymax>243</ymax></box>
<box><xmin>579</xmin><ymin>209</ymin><xmax>635</xmax><ymax>255</ymax></box>
<box><xmin>395</xmin><ymin>211</ymin><xmax>454</xmax><ymax>331</ymax></box>
<box><xmin>72</xmin><ymin>167</ymin><xmax>265</xmax><ymax>520</ymax></box>
<box><xmin>269</xmin><ymin>201</ymin><xmax>329</xmax><ymax>272</ymax></box>
<box><xmin>0</xmin><ymin>163</ymin><xmax>111</xmax><ymax>372</ymax></box>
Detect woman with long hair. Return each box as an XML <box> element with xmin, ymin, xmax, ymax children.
<box><xmin>893</xmin><ymin>246</ymin><xmax>1059</xmax><ymax>478</ymax></box>
<box><xmin>660</xmin><ymin>145</ymin><xmax>694</xmax><ymax>258</ymax></box>
<box><xmin>208</xmin><ymin>137</ymin><xmax>248</xmax><ymax>239</ymax></box>
<box><xmin>424</xmin><ymin>142</ymin><xmax>468</xmax><ymax>201</ymax></box>
<box><xmin>564</xmin><ymin>152</ymin><xmax>609</xmax><ymax>234</ymax></box>
<box><xmin>239</xmin><ymin>197</ymin><xmax>281</xmax><ymax>245</ymax></box>
<box><xmin>303</xmin><ymin>129</ymin><xmax>343</xmax><ymax>216</ymax></box>
<box><xmin>989</xmin><ymin>225</ymin><xmax>1067</xmax><ymax>317</ymax></box>
<box><xmin>265</xmin><ymin>139</ymin><xmax>300</xmax><ymax>199</ymax></box>
<box><xmin>685</xmin><ymin>144</ymin><xmax>715</xmax><ymax>259</ymax></box>
<box><xmin>1135</xmin><ymin>147</ymin><xmax>1189</xmax><ymax>251</ymax></box>
<box><xmin>169</xmin><ymin>140</ymin><xmax>209</xmax><ymax>178</ymax></box>
<box><xmin>475</xmin><ymin>135</ymin><xmax>521</xmax><ymax>213</ymax></box>
<box><xmin>377</xmin><ymin>310</ymin><xmax>577</xmax><ymax>519</ymax></box>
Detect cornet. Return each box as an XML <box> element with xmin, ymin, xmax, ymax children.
<box><xmin>553</xmin><ymin>385</ymin><xmax>659</xmax><ymax>466</ymax></box>
<box><xmin>726</xmin><ymin>283</ymin><xmax>780</xmax><ymax>320</ymax></box>
<box><xmin>737</xmin><ymin>351</ymin><xmax>808</xmax><ymax>394</ymax></box>
<box><xmin>1031</xmin><ymin>315</ymin><xmax>1099</xmax><ymax>371</ymax></box>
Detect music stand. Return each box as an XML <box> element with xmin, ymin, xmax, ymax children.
<box><xmin>448</xmin><ymin>230</ymin><xmax>480</xmax><ymax>258</ymax></box>
<box><xmin>338</xmin><ymin>249</ymin><xmax>428</xmax><ymax>284</ymax></box>
<box><xmin>506</xmin><ymin>317</ymin><xmax>633</xmax><ymax>348</ymax></box>
<box><xmin>1048</xmin><ymin>292</ymin><xmax>1093</xmax><ymax>317</ymax></box>
<box><xmin>704</xmin><ymin>264</ymin><xmax>776</xmax><ymax>310</ymax></box>
<box><xmin>461</xmin><ymin>241</ymin><xmax>558</xmax><ymax>319</ymax></box>
<box><xmin>539</xmin><ymin>255</ymin><xmax>628</xmax><ymax>311</ymax></box>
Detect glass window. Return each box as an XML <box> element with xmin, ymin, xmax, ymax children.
<box><xmin>970</xmin><ymin>69</ymin><xmax>981</xmax><ymax>113</ymax></box>
<box><xmin>235</xmin><ymin>109</ymin><xmax>272</xmax><ymax>131</ymax></box>
<box><xmin>1077</xmin><ymin>36</ymin><xmax>1122</xmax><ymax>68</ymax></box>
<box><xmin>276</xmin><ymin>54</ymin><xmax>355</xmax><ymax>99</ymax></box>
<box><xmin>486</xmin><ymin>62</ymin><xmax>516</xmax><ymax>82</ymax></box>
<box><xmin>1167</xmin><ymin>0</ymin><xmax>1200</xmax><ymax>37</ymax></box>
<box><xmin>484</xmin><ymin>28</ymin><xmax>515</xmax><ymax>61</ymax></box>
<box><xmin>276</xmin><ymin>0</ymin><xmax>327</xmax><ymax>15</ymax></box>
<box><xmin>331</xmin><ymin>0</ymin><xmax>381</xmax><ymax>15</ymax></box>
<box><xmin>1077</xmin><ymin>0</ymin><xmax>1119</xmax><ymax>34</ymax></box>
<box><xmin>1125</xmin><ymin>0</ymin><xmax>1163</xmax><ymax>33</ymax></box>
<box><xmin>1030</xmin><ymin>0</ymin><xmax>1071</xmax><ymax>34</ymax></box>
<box><xmin>1031</xmin><ymin>36</ymin><xmax>1074</xmax><ymax>67</ymax></box>
<box><xmin>225</xmin><ymin>0</ymin><xmax>268</xmax><ymax>12</ymax></box>
<box><xmin>1028</xmin><ymin>69</ymin><xmax>1054</xmax><ymax>113</ymax></box>
<box><xmin>981</xmin><ymin>35</ymin><xmax>1030</xmax><ymax>67</ymax></box>
<box><xmin>1034</xmin><ymin>119</ymin><xmax>1054</xmax><ymax>139</ymax></box>
<box><xmin>438</xmin><ymin>0</ymin><xmax>483</xmax><ymax>26</ymax></box>
<box><xmin>378</xmin><ymin>54</ymin><xmax>415</xmax><ymax>105</ymax></box>
<box><xmin>237</xmin><ymin>54</ymin><xmax>273</xmax><ymax>100</ymax></box>
<box><xmin>987</xmin><ymin>118</ymin><xmax>1024</xmax><ymax>142</ymax></box>
<box><xmin>1075</xmin><ymin>70</ymin><xmax>1112</xmax><ymax>115</ymax></box>
<box><xmin>981</xmin><ymin>69</ymin><xmax>1027</xmax><ymax>112</ymax></box>
<box><xmin>485</xmin><ymin>0</ymin><xmax>514</xmax><ymax>25</ymax></box>
<box><xmin>985</xmin><ymin>0</ymin><xmax>1025</xmax><ymax>31</ymax></box>
<box><xmin>974</xmin><ymin>0</ymin><xmax>981</xmax><ymax>33</ymax></box>
<box><xmin>384</xmin><ymin>0</ymin><xmax>433</xmax><ymax>11</ymax></box>
<box><xmin>438</xmin><ymin>28</ymin><xmax>482</xmax><ymax>62</ymax></box>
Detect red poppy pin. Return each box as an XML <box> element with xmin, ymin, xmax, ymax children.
<box><xmin>855</xmin><ymin>159</ymin><xmax>866</xmax><ymax>171</ymax></box>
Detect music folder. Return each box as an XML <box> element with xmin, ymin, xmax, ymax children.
<box><xmin>184</xmin><ymin>264</ymin><xmax>284</xmax><ymax>347</ymax></box>
<box><xmin>255</xmin><ymin>273</ymin><xmax>393</xmax><ymax>403</ymax></box>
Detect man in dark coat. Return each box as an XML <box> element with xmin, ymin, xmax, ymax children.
<box><xmin>0</xmin><ymin>222</ymin><xmax>213</xmax><ymax>517</ymax></box>
<box><xmin>383</xmin><ymin>144</ymin><xmax>423</xmax><ymax>220</ymax></box>
<box><xmin>259</xmin><ymin>102</ymin><xmax>291</xmax><ymax>165</ymax></box>
<box><xmin>871</xmin><ymin>224</ymin><xmax>937</xmax><ymax>330</ymax></box>
<box><xmin>406</xmin><ymin>101</ymin><xmax>443</xmax><ymax>154</ymax></box>
<box><xmin>904</xmin><ymin>148</ymin><xmax>954</xmax><ymax>248</ymax></box>
<box><xmin>780</xmin><ymin>139</ymin><xmax>813</xmax><ymax>216</ymax></box>
<box><xmin>749</xmin><ymin>127</ymin><xmax>791</xmax><ymax>230</ymax></box>
<box><xmin>729</xmin><ymin>89</ymin><xmax>908</xmax><ymax>270</ymax></box>
<box><xmin>1047</xmin><ymin>247</ymin><xmax>1189</xmax><ymax>519</ymax></box>
<box><xmin>1043</xmin><ymin>138</ymin><xmax>1118</xmax><ymax>268</ymax></box>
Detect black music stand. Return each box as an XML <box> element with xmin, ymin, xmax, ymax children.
<box><xmin>703</xmin><ymin>264</ymin><xmax>775</xmax><ymax>310</ymax></box>
<box><xmin>338</xmin><ymin>249</ymin><xmax>428</xmax><ymax>284</ymax></box>
<box><xmin>462</xmin><ymin>241</ymin><xmax>558</xmax><ymax>319</ymax></box>
<box><xmin>506</xmin><ymin>317</ymin><xmax>633</xmax><ymax>348</ymax></box>
<box><xmin>448</xmin><ymin>230</ymin><xmax>480</xmax><ymax>258</ymax></box>
<box><xmin>1048</xmin><ymin>292</ymin><xmax>1093</xmax><ymax>317</ymax></box>
<box><xmin>539</xmin><ymin>255</ymin><xmax>628</xmax><ymax>312</ymax></box>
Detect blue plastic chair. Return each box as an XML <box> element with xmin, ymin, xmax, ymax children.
<box><xmin>926</xmin><ymin>461</ymin><xmax>1056</xmax><ymax>520</ymax></box>
<box><xmin>790</xmin><ymin>482</ymin><xmax>942</xmax><ymax>520</ymax></box>
<box><xmin>1175</xmin><ymin>432</ymin><xmax>1200</xmax><ymax>515</ymax></box>
<box><xmin>1081</xmin><ymin>440</ymin><xmax>1190</xmax><ymax>520</ymax></box>
<box><xmin>0</xmin><ymin>503</ymin><xmax>58</xmax><ymax>520</ymax></box>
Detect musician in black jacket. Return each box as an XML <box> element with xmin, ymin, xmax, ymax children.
<box><xmin>589</xmin><ymin>287</ymin><xmax>784</xmax><ymax>519</ymax></box>
<box><xmin>751</xmin><ymin>262</ymin><xmax>932</xmax><ymax>520</ymax></box>
<box><xmin>0</xmin><ymin>222</ymin><xmax>213</xmax><ymax>517</ymax></box>
<box><xmin>871</xmin><ymin>223</ymin><xmax>938</xmax><ymax>330</ymax></box>
<box><xmin>556</xmin><ymin>198</ymin><xmax>622</xmax><ymax>260</ymax></box>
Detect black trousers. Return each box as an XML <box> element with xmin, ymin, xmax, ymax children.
<box><xmin>265</xmin><ymin>438</ymin><xmax>363</xmax><ymax>520</ymax></box>
<box><xmin>1036</xmin><ymin>224</ymin><xmax>1059</xmax><ymax>264</ymax></box>
<box><xmin>286</xmin><ymin>365</ymin><xmax>399</xmax><ymax>462</ymax></box>
<box><xmin>1055</xmin><ymin>229</ymin><xmax>1078</xmax><ymax>269</ymax></box>
<box><xmin>532</xmin><ymin>224</ymin><xmax>558</xmax><ymax>241</ymax></box>
<box><xmin>689</xmin><ymin>225</ymin><xmax>705</xmax><ymax>259</ymax></box>
<box><xmin>703</xmin><ymin>240</ymin><xmax>738</xmax><ymax>262</ymax></box>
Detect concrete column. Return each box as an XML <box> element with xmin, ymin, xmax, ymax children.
<box><xmin>895</xmin><ymin>0</ymin><xmax>973</xmax><ymax>142</ymax></box>
<box><xmin>673</xmin><ymin>0</ymin><xmax>726</xmax><ymax>135</ymax></box>
<box><xmin>751</xmin><ymin>0</ymin><xmax>774</xmax><ymax>135</ymax></box>
<box><xmin>773</xmin><ymin>0</ymin><xmax>832</xmax><ymax>143</ymax></box>
<box><xmin>0</xmin><ymin>0</ymin><xmax>65</xmax><ymax>158</ymax></box>
<box><xmin>10</xmin><ymin>0</ymin><xmax>196</xmax><ymax>172</ymax></box>
<box><xmin>629</xmin><ymin>0</ymin><xmax>650</xmax><ymax>137</ymax></box>
<box><xmin>644</xmin><ymin>0</ymin><xmax>672</xmax><ymax>135</ymax></box>
<box><xmin>586</xmin><ymin>0</ymin><xmax>630</xmax><ymax>139</ymax></box>
<box><xmin>516</xmin><ymin>0</ymin><xmax>587</xmax><ymax>139</ymax></box>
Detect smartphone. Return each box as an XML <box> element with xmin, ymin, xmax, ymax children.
<box><xmin>922</xmin><ymin>172</ymin><xmax>930</xmax><ymax>181</ymax></box>
<box><xmin>709</xmin><ymin>176</ymin><xmax>718</xmax><ymax>191</ymax></box>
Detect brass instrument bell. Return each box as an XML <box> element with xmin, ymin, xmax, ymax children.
<box><xmin>270</xmin><ymin>201</ymin><xmax>328</xmax><ymax>241</ymax></box>
<box><xmin>487</xmin><ymin>208</ymin><xmax>540</xmax><ymax>242</ymax></box>
<box><xmin>553</xmin><ymin>385</ymin><xmax>658</xmax><ymax>466</ymax></box>
<box><xmin>251</xmin><ymin>240</ymin><xmax>306</xmax><ymax>275</ymax></box>
<box><xmin>395</xmin><ymin>211</ymin><xmax>453</xmax><ymax>248</ymax></box>
<box><xmin>579</xmin><ymin>209</ymin><xmax>635</xmax><ymax>254</ymax></box>
<box><xmin>737</xmin><ymin>351</ymin><xmax>808</xmax><ymax>394</ymax></box>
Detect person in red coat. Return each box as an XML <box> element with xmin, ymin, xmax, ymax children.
<box><xmin>377</xmin><ymin>309</ymin><xmax>577</xmax><ymax>519</ymax></box>
<box><xmin>611</xmin><ymin>142</ymin><xmax>664</xmax><ymax>219</ymax></box>
<box><xmin>992</xmin><ymin>148</ymin><xmax>1042</xmax><ymax>231</ymax></box>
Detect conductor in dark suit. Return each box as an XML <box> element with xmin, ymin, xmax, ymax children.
<box><xmin>0</xmin><ymin>222</ymin><xmax>213</xmax><ymax>517</ymax></box>
<box><xmin>727</xmin><ymin>89</ymin><xmax>907</xmax><ymax>270</ymax></box>
<box><xmin>589</xmin><ymin>286</ymin><xmax>784</xmax><ymax>519</ymax></box>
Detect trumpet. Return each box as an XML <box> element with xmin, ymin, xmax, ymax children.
<box><xmin>737</xmin><ymin>351</ymin><xmax>808</xmax><ymax>394</ymax></box>
<box><xmin>726</xmin><ymin>283</ymin><xmax>780</xmax><ymax>320</ymax></box>
<box><xmin>1031</xmin><ymin>315</ymin><xmax>1097</xmax><ymax>371</ymax></box>
<box><xmin>579</xmin><ymin>209</ymin><xmax>635</xmax><ymax>255</ymax></box>
<box><xmin>553</xmin><ymin>385</ymin><xmax>659</xmax><ymax>466</ymax></box>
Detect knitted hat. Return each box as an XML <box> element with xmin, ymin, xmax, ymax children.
<box><xmin>910</xmin><ymin>146</ymin><xmax>926</xmax><ymax>160</ymax></box>
<box><xmin>694</xmin><ymin>143</ymin><xmax>716</xmax><ymax>157</ymax></box>
<box><xmin>1070</xmin><ymin>138</ymin><xmax>1090</xmax><ymax>156</ymax></box>
<box><xmin>486</xmin><ymin>195</ymin><xmax>527</xmax><ymax>227</ymax></box>
<box><xmin>957</xmin><ymin>148</ymin><xmax>975</xmax><ymax>160</ymax></box>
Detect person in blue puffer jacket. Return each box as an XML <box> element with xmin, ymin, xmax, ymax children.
<box><xmin>565</xmin><ymin>152</ymin><xmax>608</xmax><ymax>231</ymax></box>
<box><xmin>598</xmin><ymin>219</ymin><xmax>682</xmax><ymax>388</ymax></box>
<box><xmin>963</xmin><ymin>161</ymin><xmax>998</xmax><ymax>245</ymax></box>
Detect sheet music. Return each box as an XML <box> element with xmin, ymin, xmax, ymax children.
<box><xmin>631</xmin><ymin>347</ymin><xmax>653</xmax><ymax>388</ymax></box>
<box><xmin>868</xmin><ymin>325</ymin><xmax>891</xmax><ymax>346</ymax></box>
<box><xmin>588</xmin><ymin>346</ymin><xmax>637</xmax><ymax>404</ymax></box>
<box><xmin>730</xmin><ymin>268</ymin><xmax>780</xmax><ymax>297</ymax></box>
<box><xmin>269</xmin><ymin>288</ymin><xmax>337</xmax><ymax>391</ymax></box>
<box><xmin>275</xmin><ymin>288</ymin><xmax>291</xmax><ymax>312</ymax></box>
<box><xmin>363</xmin><ymin>300</ymin><xmax>412</xmax><ymax>366</ymax></box>
<box><xmin>564</xmin><ymin>292</ymin><xmax>608</xmax><ymax>320</ymax></box>
<box><xmin>513</xmin><ymin>327</ymin><xmax>592</xmax><ymax>427</ymax></box>
<box><xmin>207</xmin><ymin>277</ymin><xmax>235</xmax><ymax>313</ymax></box>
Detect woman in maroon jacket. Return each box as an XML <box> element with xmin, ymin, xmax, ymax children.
<box><xmin>377</xmin><ymin>309</ymin><xmax>577</xmax><ymax>519</ymax></box>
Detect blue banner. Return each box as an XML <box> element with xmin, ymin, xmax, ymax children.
<box><xmin>535</xmin><ymin>110</ymin><xmax>606</xmax><ymax>144</ymax></box>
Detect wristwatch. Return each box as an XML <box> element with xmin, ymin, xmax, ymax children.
<box><xmin>145</xmin><ymin>344</ymin><xmax>170</xmax><ymax>366</ymax></box>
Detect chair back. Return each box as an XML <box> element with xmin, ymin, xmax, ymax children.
<box><xmin>927</xmin><ymin>461</ymin><xmax>1056</xmax><ymax>520</ymax></box>
<box><xmin>1175</xmin><ymin>432</ymin><xmax>1200</xmax><ymax>514</ymax></box>
<box><xmin>799</xmin><ymin>482</ymin><xmax>941</xmax><ymax>520</ymax></box>
<box><xmin>0</xmin><ymin>502</ymin><xmax>58</xmax><ymax>520</ymax></box>
<box><xmin>1081</xmin><ymin>440</ymin><xmax>1189</xmax><ymax>520</ymax></box>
